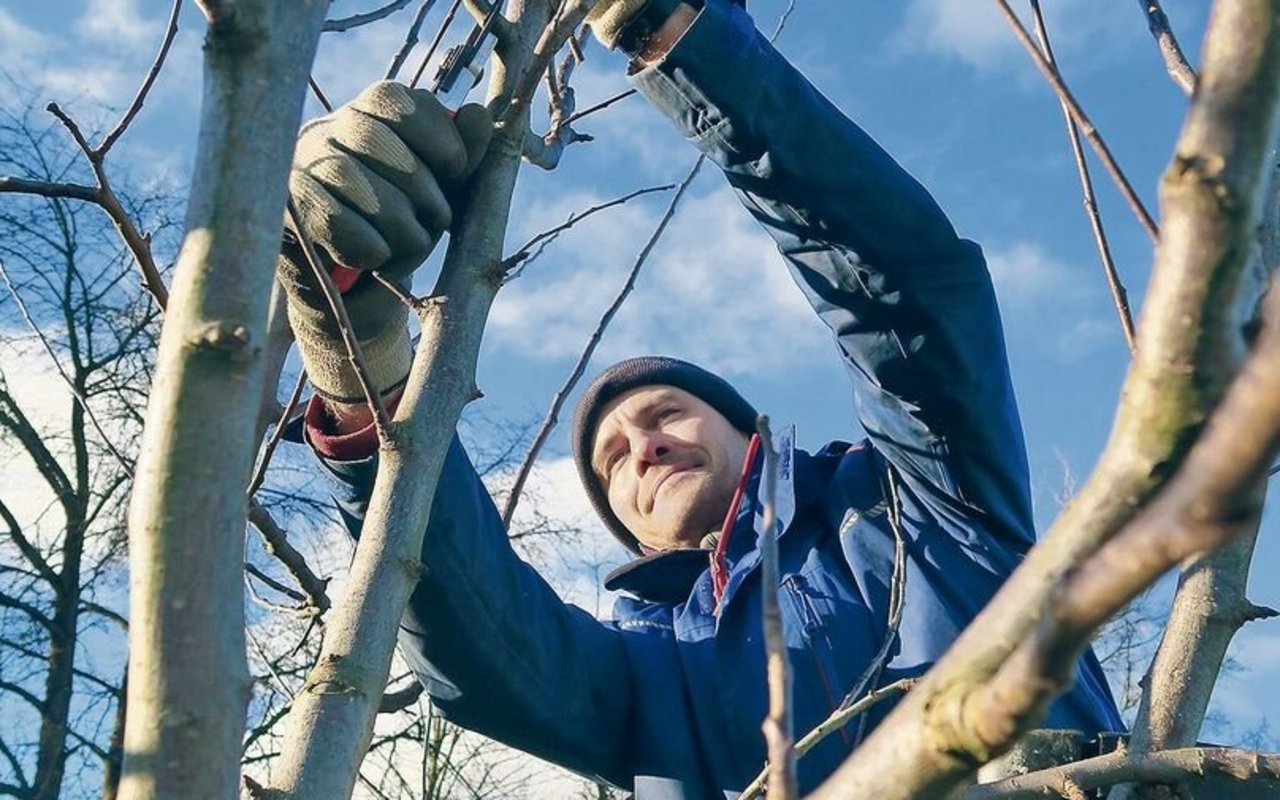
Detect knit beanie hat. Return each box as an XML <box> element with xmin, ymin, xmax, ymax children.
<box><xmin>572</xmin><ymin>356</ymin><xmax>759</xmax><ymax>554</ymax></box>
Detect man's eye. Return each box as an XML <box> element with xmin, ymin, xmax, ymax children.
<box><xmin>658</xmin><ymin>406</ymin><xmax>680</xmax><ymax>421</ymax></box>
<box><xmin>606</xmin><ymin>450</ymin><xmax>625</xmax><ymax>474</ymax></box>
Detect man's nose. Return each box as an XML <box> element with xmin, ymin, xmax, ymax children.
<box><xmin>632</xmin><ymin>432</ymin><xmax>671</xmax><ymax>475</ymax></box>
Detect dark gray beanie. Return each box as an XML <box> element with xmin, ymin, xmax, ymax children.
<box><xmin>572</xmin><ymin>356</ymin><xmax>758</xmax><ymax>554</ymax></box>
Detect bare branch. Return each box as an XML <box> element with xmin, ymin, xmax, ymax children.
<box><xmin>385</xmin><ymin>0</ymin><xmax>441</xmax><ymax>80</ymax></box>
<box><xmin>500</xmin><ymin>157</ymin><xmax>704</xmax><ymax>527</ymax></box>
<box><xmin>0</xmin><ymin>176</ymin><xmax>97</xmax><ymax>202</ymax></box>
<box><xmin>248</xmin><ymin>369</ymin><xmax>308</xmax><ymax>496</ymax></box>
<box><xmin>309</xmin><ymin>76</ymin><xmax>335</xmax><ymax>113</ymax></box>
<box><xmin>806</xmin><ymin>2</ymin><xmax>1280</xmax><ymax>795</ymax></box>
<box><xmin>0</xmin><ymin>260</ymin><xmax>135</xmax><ymax>471</ymax></box>
<box><xmin>1137</xmin><ymin>0</ymin><xmax>1198</xmax><ymax>97</ymax></box>
<box><xmin>741</xmin><ymin>679</ymin><xmax>919</xmax><ymax>800</ymax></box>
<box><xmin>99</xmin><ymin>0</ymin><xmax>183</xmax><ymax>156</ymax></box>
<box><xmin>993</xmin><ymin>0</ymin><xmax>1159</xmax><ymax>242</ymax></box>
<box><xmin>501</xmin><ymin>182</ymin><xmax>675</xmax><ymax>275</ymax></box>
<box><xmin>564</xmin><ymin>88</ymin><xmax>636</xmax><ymax>125</ymax></box>
<box><xmin>324</xmin><ymin>0</ymin><xmax>415</xmax><ymax>32</ymax></box>
<box><xmin>963</xmin><ymin>747</ymin><xmax>1280</xmax><ymax>799</ymax></box>
<box><xmin>1029</xmin><ymin>1</ymin><xmax>1136</xmax><ymax>352</ymax></box>
<box><xmin>247</xmin><ymin>499</ymin><xmax>331</xmax><ymax>616</ymax></box>
<box><xmin>755</xmin><ymin>416</ymin><xmax>797</xmax><ymax>800</ymax></box>
<box><xmin>286</xmin><ymin>198</ymin><xmax>392</xmax><ymax>439</ymax></box>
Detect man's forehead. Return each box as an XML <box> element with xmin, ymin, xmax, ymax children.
<box><xmin>592</xmin><ymin>385</ymin><xmax>689</xmax><ymax>449</ymax></box>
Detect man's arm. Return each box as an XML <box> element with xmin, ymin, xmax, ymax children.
<box><xmin>306</xmin><ymin>401</ymin><xmax>637</xmax><ymax>786</ymax></box>
<box><xmin>629</xmin><ymin>0</ymin><xmax>1036</xmax><ymax>550</ymax></box>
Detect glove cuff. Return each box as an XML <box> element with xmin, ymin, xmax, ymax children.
<box><xmin>300</xmin><ymin>322</ymin><xmax>413</xmax><ymax>404</ymax></box>
<box><xmin>585</xmin><ymin>0</ymin><xmax>652</xmax><ymax>50</ymax></box>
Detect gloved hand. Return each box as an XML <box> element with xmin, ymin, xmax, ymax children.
<box><xmin>279</xmin><ymin>81</ymin><xmax>492</xmax><ymax>402</ymax></box>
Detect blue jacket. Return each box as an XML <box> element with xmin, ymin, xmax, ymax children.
<box><xmin>317</xmin><ymin>2</ymin><xmax>1124</xmax><ymax>796</ymax></box>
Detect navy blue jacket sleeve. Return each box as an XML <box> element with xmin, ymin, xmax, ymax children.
<box><xmin>317</xmin><ymin>439</ymin><xmax>636</xmax><ymax>787</ymax></box>
<box><xmin>630</xmin><ymin>0</ymin><xmax>1036</xmax><ymax>550</ymax></box>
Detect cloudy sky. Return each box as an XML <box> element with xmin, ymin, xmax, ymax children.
<box><xmin>4</xmin><ymin>0</ymin><xmax>1278</xmax><ymax>765</ymax></box>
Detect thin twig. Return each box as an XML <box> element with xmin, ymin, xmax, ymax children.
<box><xmin>1029</xmin><ymin>0</ymin><xmax>1136</xmax><ymax>352</ymax></box>
<box><xmin>371</xmin><ymin>271</ymin><xmax>427</xmax><ymax>310</ymax></box>
<box><xmin>247</xmin><ymin>500</ymin><xmax>331</xmax><ymax>615</ymax></box>
<box><xmin>248</xmin><ymin>369</ymin><xmax>309</xmax><ymax>496</ymax></box>
<box><xmin>501</xmin><ymin>182</ymin><xmax>675</xmax><ymax>276</ymax></box>
<box><xmin>99</xmin><ymin>0</ymin><xmax>182</xmax><ymax>156</ymax></box>
<box><xmin>42</xmin><ymin>103</ymin><xmax>170</xmax><ymax>308</ymax></box>
<box><xmin>245</xmin><ymin>563</ymin><xmax>309</xmax><ymax>605</ymax></box>
<box><xmin>740</xmin><ymin>679</ymin><xmax>920</xmax><ymax>800</ymax></box>
<box><xmin>850</xmin><ymin>467</ymin><xmax>908</xmax><ymax>742</ymax></box>
<box><xmin>309</xmin><ymin>76</ymin><xmax>334</xmax><ymax>113</ymax></box>
<box><xmin>756</xmin><ymin>416</ymin><xmax>797</xmax><ymax>800</ymax></box>
<box><xmin>564</xmin><ymin>88</ymin><xmax>637</xmax><ymax>125</ymax></box>
<box><xmin>1136</xmin><ymin>0</ymin><xmax>1197</xmax><ymax>97</ymax></box>
<box><xmin>285</xmin><ymin>198</ymin><xmax>392</xmax><ymax>440</ymax></box>
<box><xmin>993</xmin><ymin>0</ymin><xmax>1159</xmax><ymax>242</ymax></box>
<box><xmin>499</xmin><ymin>156</ymin><xmax>704</xmax><ymax>527</ymax></box>
<box><xmin>385</xmin><ymin>0</ymin><xmax>440</xmax><ymax>81</ymax></box>
<box><xmin>324</xmin><ymin>0</ymin><xmax>415</xmax><ymax>32</ymax></box>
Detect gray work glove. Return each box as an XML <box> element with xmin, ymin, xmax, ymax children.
<box><xmin>279</xmin><ymin>81</ymin><xmax>492</xmax><ymax>401</ymax></box>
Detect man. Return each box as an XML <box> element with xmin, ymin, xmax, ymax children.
<box><xmin>279</xmin><ymin>0</ymin><xmax>1125</xmax><ymax>796</ymax></box>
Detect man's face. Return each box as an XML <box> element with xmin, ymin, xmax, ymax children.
<box><xmin>590</xmin><ymin>386</ymin><xmax>750</xmax><ymax>552</ymax></box>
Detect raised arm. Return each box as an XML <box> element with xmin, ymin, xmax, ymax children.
<box><xmin>628</xmin><ymin>0</ymin><xmax>1035</xmax><ymax>549</ymax></box>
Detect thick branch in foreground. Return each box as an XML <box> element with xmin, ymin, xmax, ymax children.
<box><xmin>963</xmin><ymin>747</ymin><xmax>1280</xmax><ymax>800</ymax></box>
<box><xmin>804</xmin><ymin>2</ymin><xmax>1280</xmax><ymax>798</ymax></box>
<box><xmin>119</xmin><ymin>3</ymin><xmax>328</xmax><ymax>799</ymax></box>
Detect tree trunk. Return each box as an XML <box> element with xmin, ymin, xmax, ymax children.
<box><xmin>119</xmin><ymin>3</ymin><xmax>327</xmax><ymax>799</ymax></box>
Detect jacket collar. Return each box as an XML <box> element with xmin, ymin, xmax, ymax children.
<box><xmin>603</xmin><ymin>446</ymin><xmax>835</xmax><ymax>604</ymax></box>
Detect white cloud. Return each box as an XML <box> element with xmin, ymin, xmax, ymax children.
<box><xmin>985</xmin><ymin>240</ymin><xmax>1077</xmax><ymax>304</ymax></box>
<box><xmin>891</xmin><ymin>0</ymin><xmax>1126</xmax><ymax>76</ymax></box>
<box><xmin>76</xmin><ymin>0</ymin><xmax>161</xmax><ymax>48</ymax></box>
<box><xmin>490</xmin><ymin>182</ymin><xmax>830</xmax><ymax>378</ymax></box>
<box><xmin>0</xmin><ymin>8</ymin><xmax>51</xmax><ymax>62</ymax></box>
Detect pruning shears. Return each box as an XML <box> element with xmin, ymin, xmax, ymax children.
<box><xmin>429</xmin><ymin>1</ymin><xmax>506</xmax><ymax>108</ymax></box>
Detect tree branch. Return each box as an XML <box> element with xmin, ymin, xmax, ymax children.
<box><xmin>965</xmin><ymin>747</ymin><xmax>1280</xmax><ymax>799</ymax></box>
<box><xmin>99</xmin><ymin>0</ymin><xmax>182</xmax><ymax>156</ymax></box>
<box><xmin>755</xmin><ymin>416</ymin><xmax>797</xmax><ymax>800</ymax></box>
<box><xmin>1137</xmin><ymin>0</ymin><xmax>1198</xmax><ymax>97</ymax></box>
<box><xmin>324</xmin><ymin>0</ymin><xmax>415</xmax><ymax>31</ymax></box>
<box><xmin>385</xmin><ymin>0</ymin><xmax>440</xmax><ymax>80</ymax></box>
<box><xmin>1029</xmin><ymin>1</ymin><xmax>1136</xmax><ymax>352</ymax></box>
<box><xmin>993</xmin><ymin>0</ymin><xmax>1159</xmax><ymax>242</ymax></box>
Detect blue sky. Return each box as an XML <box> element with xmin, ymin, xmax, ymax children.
<box><xmin>4</xmin><ymin>0</ymin><xmax>1278</xmax><ymax>758</ymax></box>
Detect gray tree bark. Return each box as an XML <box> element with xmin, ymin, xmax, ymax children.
<box><xmin>119</xmin><ymin>2</ymin><xmax>327</xmax><ymax>798</ymax></box>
